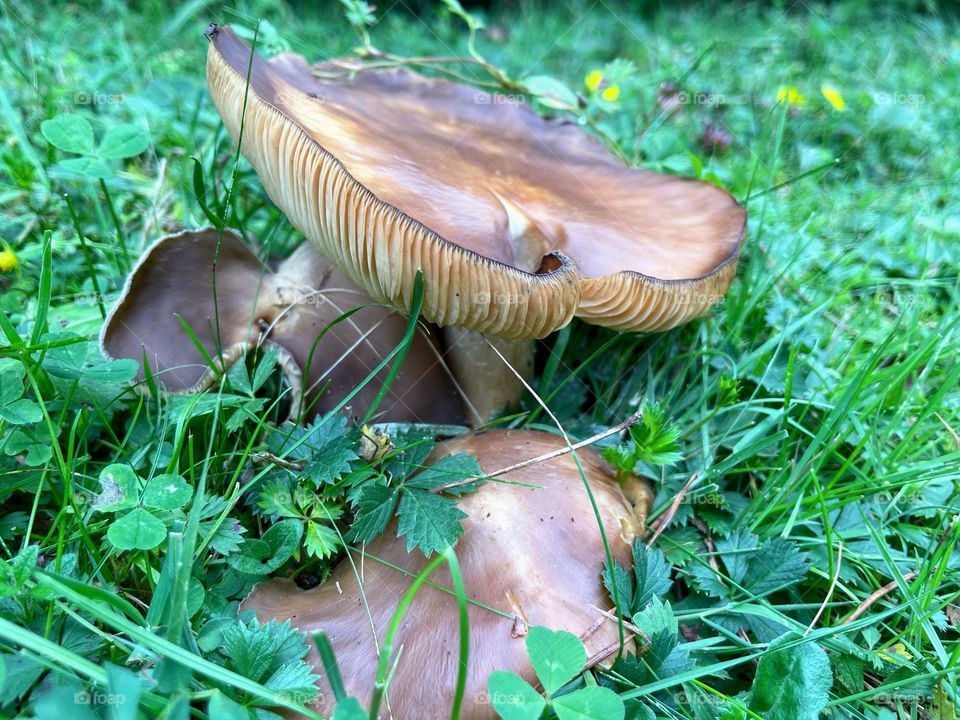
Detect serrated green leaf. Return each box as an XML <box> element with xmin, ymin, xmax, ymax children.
<box><xmin>228</xmin><ymin>518</ymin><xmax>302</xmax><ymax>574</ymax></box>
<box><xmin>98</xmin><ymin>123</ymin><xmax>149</xmax><ymax>159</ymax></box>
<box><xmin>631</xmin><ymin>597</ymin><xmax>687</xmax><ymax>673</ymax></box>
<box><xmin>304</xmin><ymin>433</ymin><xmax>359</xmax><ymax>486</ymax></box>
<box><xmin>552</xmin><ymin>686</ymin><xmax>624</xmax><ymax>720</ymax></box>
<box><xmin>716</xmin><ymin>528</ymin><xmax>759</xmax><ymax>585</ymax></box>
<box><xmin>488</xmin><ymin>670</ymin><xmax>545</xmax><ymax>720</ymax></box>
<box><xmin>743</xmin><ymin>537</ymin><xmax>810</xmax><ymax>594</ymax></box>
<box><xmin>143</xmin><ymin>473</ymin><xmax>192</xmax><ymax>510</ymax></box>
<box><xmin>748</xmin><ymin>632</ymin><xmax>832</xmax><ymax>720</ymax></box>
<box><xmin>41</xmin><ymin>114</ymin><xmax>94</xmax><ymax>154</ymax></box>
<box><xmin>406</xmin><ymin>452</ymin><xmax>482</xmax><ymax>494</ymax></box>
<box><xmin>525</xmin><ymin>626</ymin><xmax>585</xmax><ymax>696</ymax></box>
<box><xmin>108</xmin><ymin>508</ymin><xmax>166</xmax><ymax>550</ymax></box>
<box><xmin>630</xmin><ymin>403</ymin><xmax>682</xmax><ymax>466</ymax></box>
<box><xmin>630</xmin><ymin>544</ymin><xmax>672</xmax><ymax>611</ymax></box>
<box><xmin>250</xmin><ymin>344</ymin><xmax>280</xmax><ymax>392</ymax></box>
<box><xmin>396</xmin><ymin>488</ymin><xmax>466</xmax><ymax>556</ymax></box>
<box><xmin>602</xmin><ymin>560</ymin><xmax>633</xmax><ymax>615</ymax></box>
<box><xmin>349</xmin><ymin>483</ymin><xmax>399</xmax><ymax>543</ymax></box>
<box><xmin>305</xmin><ymin>520</ymin><xmax>341</xmax><ymax>559</ymax></box>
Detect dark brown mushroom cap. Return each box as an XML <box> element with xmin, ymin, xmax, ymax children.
<box><xmin>241</xmin><ymin>429</ymin><xmax>640</xmax><ymax>719</ymax></box>
<box><xmin>100</xmin><ymin>228</ymin><xmax>464</xmax><ymax>424</ymax></box>
<box><xmin>207</xmin><ymin>25</ymin><xmax>746</xmax><ymax>337</ymax></box>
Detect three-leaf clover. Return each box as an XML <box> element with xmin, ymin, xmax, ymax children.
<box><xmin>488</xmin><ymin>626</ymin><xmax>625</xmax><ymax>720</ymax></box>
<box><xmin>93</xmin><ymin>464</ymin><xmax>192</xmax><ymax>550</ymax></box>
<box><xmin>41</xmin><ymin>114</ymin><xmax>149</xmax><ymax>179</ymax></box>
<box><xmin>0</xmin><ymin>358</ymin><xmax>42</xmax><ymax>425</ymax></box>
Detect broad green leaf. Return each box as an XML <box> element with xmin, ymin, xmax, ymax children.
<box><xmin>552</xmin><ymin>686</ymin><xmax>625</xmax><ymax>720</ymax></box>
<box><xmin>105</xmin><ymin>663</ymin><xmax>142</xmax><ymax>720</ymax></box>
<box><xmin>488</xmin><ymin>670</ymin><xmax>545</xmax><ymax>720</ymax></box>
<box><xmin>332</xmin><ymin>697</ymin><xmax>367</xmax><ymax>720</ymax></box>
<box><xmin>41</xmin><ymin>114</ymin><xmax>94</xmax><ymax>154</ymax></box>
<box><xmin>0</xmin><ymin>398</ymin><xmax>42</xmax><ymax>424</ymax></box>
<box><xmin>525</xmin><ymin>626</ymin><xmax>585</xmax><ymax>696</ymax></box>
<box><xmin>108</xmin><ymin>508</ymin><xmax>167</xmax><ymax>550</ymax></box>
<box><xmin>143</xmin><ymin>473</ymin><xmax>192</xmax><ymax>510</ymax></box>
<box><xmin>98</xmin><ymin>123</ymin><xmax>150</xmax><ymax>159</ymax></box>
<box><xmin>95</xmin><ymin>464</ymin><xmax>140</xmax><ymax>512</ymax></box>
<box><xmin>58</xmin><ymin>156</ymin><xmax>111</xmax><ymax>178</ymax></box>
<box><xmin>208</xmin><ymin>690</ymin><xmax>252</xmax><ymax>719</ymax></box>
<box><xmin>396</xmin><ymin>488</ymin><xmax>466</xmax><ymax>556</ymax></box>
<box><xmin>0</xmin><ymin>359</ymin><xmax>25</xmax><ymax>404</ymax></box>
<box><xmin>748</xmin><ymin>632</ymin><xmax>832</xmax><ymax>720</ymax></box>
<box><xmin>524</xmin><ymin>75</ymin><xmax>578</xmax><ymax>110</ymax></box>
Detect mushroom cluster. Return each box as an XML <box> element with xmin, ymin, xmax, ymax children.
<box><xmin>100</xmin><ymin>23</ymin><xmax>748</xmax><ymax>718</ymax></box>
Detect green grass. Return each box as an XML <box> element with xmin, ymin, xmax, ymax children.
<box><xmin>1</xmin><ymin>0</ymin><xmax>958</xmax><ymax>718</ymax></box>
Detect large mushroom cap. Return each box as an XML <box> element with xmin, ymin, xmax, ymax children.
<box><xmin>101</xmin><ymin>227</ymin><xmax>464</xmax><ymax>424</ymax></box>
<box><xmin>241</xmin><ymin>429</ymin><xmax>640</xmax><ymax>719</ymax></box>
<box><xmin>206</xmin><ymin>25</ymin><xmax>746</xmax><ymax>338</ymax></box>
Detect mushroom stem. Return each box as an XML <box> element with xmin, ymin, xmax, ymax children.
<box><xmin>442</xmin><ymin>327</ymin><xmax>534</xmax><ymax>425</ymax></box>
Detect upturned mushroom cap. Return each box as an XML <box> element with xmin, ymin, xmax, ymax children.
<box><xmin>100</xmin><ymin>227</ymin><xmax>464</xmax><ymax>423</ymax></box>
<box><xmin>241</xmin><ymin>429</ymin><xmax>641</xmax><ymax>719</ymax></box>
<box><xmin>206</xmin><ymin>25</ymin><xmax>746</xmax><ymax>339</ymax></box>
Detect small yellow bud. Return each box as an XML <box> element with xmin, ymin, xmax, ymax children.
<box><xmin>0</xmin><ymin>248</ymin><xmax>19</xmax><ymax>272</ymax></box>
<box><xmin>601</xmin><ymin>84</ymin><xmax>621</xmax><ymax>102</ymax></box>
<box><xmin>585</xmin><ymin>69</ymin><xmax>604</xmax><ymax>93</ymax></box>
<box><xmin>821</xmin><ymin>84</ymin><xmax>846</xmax><ymax>112</ymax></box>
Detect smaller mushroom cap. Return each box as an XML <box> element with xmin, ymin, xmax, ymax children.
<box><xmin>241</xmin><ymin>429</ymin><xmax>640</xmax><ymax>719</ymax></box>
<box><xmin>100</xmin><ymin>227</ymin><xmax>464</xmax><ymax>424</ymax></box>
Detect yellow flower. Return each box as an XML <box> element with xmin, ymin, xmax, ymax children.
<box><xmin>878</xmin><ymin>643</ymin><xmax>913</xmax><ymax>663</ymax></box>
<box><xmin>821</xmin><ymin>84</ymin><xmax>846</xmax><ymax>112</ymax></box>
<box><xmin>585</xmin><ymin>69</ymin><xmax>604</xmax><ymax>93</ymax></box>
<box><xmin>776</xmin><ymin>85</ymin><xmax>806</xmax><ymax>107</ymax></box>
<box><xmin>601</xmin><ymin>84</ymin><xmax>621</xmax><ymax>102</ymax></box>
<box><xmin>0</xmin><ymin>248</ymin><xmax>18</xmax><ymax>272</ymax></box>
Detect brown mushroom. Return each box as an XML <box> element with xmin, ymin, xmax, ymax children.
<box><xmin>101</xmin><ymin>227</ymin><xmax>465</xmax><ymax>424</ymax></box>
<box><xmin>241</xmin><ymin>429</ymin><xmax>642</xmax><ymax>719</ymax></box>
<box><xmin>204</xmin><ymin>25</ymin><xmax>746</xmax><ymax>421</ymax></box>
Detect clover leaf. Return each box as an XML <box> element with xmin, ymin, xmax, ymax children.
<box><xmin>41</xmin><ymin>114</ymin><xmax>149</xmax><ymax>179</ymax></box>
<box><xmin>489</xmin><ymin>626</ymin><xmax>624</xmax><ymax>720</ymax></box>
